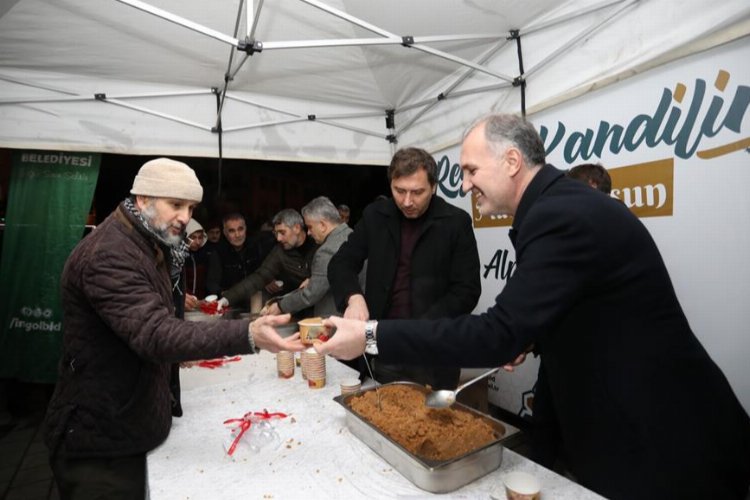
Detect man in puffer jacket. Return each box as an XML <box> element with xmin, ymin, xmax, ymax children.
<box><xmin>44</xmin><ymin>158</ymin><xmax>303</xmax><ymax>499</ymax></box>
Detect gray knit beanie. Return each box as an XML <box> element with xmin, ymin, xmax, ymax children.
<box><xmin>130</xmin><ymin>158</ymin><xmax>203</xmax><ymax>202</ymax></box>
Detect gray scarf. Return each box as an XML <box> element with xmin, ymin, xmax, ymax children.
<box><xmin>123</xmin><ymin>198</ymin><xmax>189</xmax><ymax>283</ymax></box>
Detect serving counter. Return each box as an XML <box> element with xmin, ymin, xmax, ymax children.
<box><xmin>147</xmin><ymin>351</ymin><xmax>603</xmax><ymax>499</ymax></box>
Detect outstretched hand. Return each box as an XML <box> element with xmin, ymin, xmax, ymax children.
<box><xmin>250</xmin><ymin>313</ymin><xmax>305</xmax><ymax>353</ymax></box>
<box><xmin>313</xmin><ymin>316</ymin><xmax>366</xmax><ymax>360</ymax></box>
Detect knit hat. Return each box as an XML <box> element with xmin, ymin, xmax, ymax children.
<box><xmin>186</xmin><ymin>218</ymin><xmax>206</xmax><ymax>248</ymax></box>
<box><xmin>130</xmin><ymin>158</ymin><xmax>203</xmax><ymax>202</ymax></box>
<box><xmin>185</xmin><ymin>218</ymin><xmax>204</xmax><ymax>238</ymax></box>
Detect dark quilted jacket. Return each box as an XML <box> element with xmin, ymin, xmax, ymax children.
<box><xmin>44</xmin><ymin>202</ymin><xmax>252</xmax><ymax>459</ymax></box>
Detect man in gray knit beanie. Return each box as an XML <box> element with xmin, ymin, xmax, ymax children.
<box><xmin>127</xmin><ymin>158</ymin><xmax>203</xmax><ymax>247</ymax></box>
<box><xmin>45</xmin><ymin>157</ymin><xmax>303</xmax><ymax>499</ymax></box>
<box><xmin>131</xmin><ymin>158</ymin><xmax>203</xmax><ymax>203</ymax></box>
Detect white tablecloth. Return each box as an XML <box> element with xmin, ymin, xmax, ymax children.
<box><xmin>147</xmin><ymin>352</ymin><xmax>603</xmax><ymax>499</ymax></box>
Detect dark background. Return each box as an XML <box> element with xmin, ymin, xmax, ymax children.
<box><xmin>0</xmin><ymin>149</ymin><xmax>391</xmax><ymax>236</ymax></box>
<box><xmin>89</xmin><ymin>153</ymin><xmax>389</xmax><ymax>232</ymax></box>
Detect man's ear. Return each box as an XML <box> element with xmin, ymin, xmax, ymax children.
<box><xmin>505</xmin><ymin>147</ymin><xmax>523</xmax><ymax>177</ymax></box>
<box><xmin>134</xmin><ymin>195</ymin><xmax>149</xmax><ymax>211</ymax></box>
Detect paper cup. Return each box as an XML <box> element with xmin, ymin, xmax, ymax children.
<box><xmin>300</xmin><ymin>352</ymin><xmax>308</xmax><ymax>380</ymax></box>
<box><xmin>303</xmin><ymin>348</ymin><xmax>326</xmax><ymax>389</ymax></box>
<box><xmin>339</xmin><ymin>377</ymin><xmax>361</xmax><ymax>396</ymax></box>
<box><xmin>502</xmin><ymin>471</ymin><xmax>541</xmax><ymax>500</ymax></box>
<box><xmin>298</xmin><ymin>317</ymin><xmax>327</xmax><ymax>345</ymax></box>
<box><xmin>276</xmin><ymin>351</ymin><xmax>294</xmax><ymax>379</ymax></box>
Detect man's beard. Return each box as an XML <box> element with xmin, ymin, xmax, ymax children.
<box><xmin>141</xmin><ymin>202</ymin><xmax>184</xmax><ymax>247</ymax></box>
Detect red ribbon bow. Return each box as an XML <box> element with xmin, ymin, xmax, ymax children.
<box><xmin>223</xmin><ymin>410</ymin><xmax>288</xmax><ymax>456</ymax></box>
<box><xmin>197</xmin><ymin>356</ymin><xmax>241</xmax><ymax>369</ymax></box>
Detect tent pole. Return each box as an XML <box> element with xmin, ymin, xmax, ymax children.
<box><xmin>248</xmin><ymin>0</ymin><xmax>264</xmax><ymax>39</ymax></box>
<box><xmin>385</xmin><ymin>109</ymin><xmax>397</xmax><ymax>148</ymax></box>
<box><xmin>115</xmin><ymin>0</ymin><xmax>239</xmax><ymax>47</ymax></box>
<box><xmin>262</xmin><ymin>34</ymin><xmax>501</xmax><ymax>50</ymax></box>
<box><xmin>214</xmin><ymin>88</ymin><xmax>223</xmax><ymax>199</ymax></box>
<box><xmin>511</xmin><ymin>30</ymin><xmax>527</xmax><ymax>117</ymax></box>
<box><xmin>523</xmin><ymin>0</ymin><xmax>631</xmax><ymax>36</ymax></box>
<box><xmin>96</xmin><ymin>97</ymin><xmax>212</xmax><ymax>130</ymax></box>
<box><xmin>392</xmin><ymin>36</ymin><xmax>511</xmax><ymax>135</ymax></box>
<box><xmin>297</xmin><ymin>0</ymin><xmax>511</xmax><ymax>82</ymax></box>
<box><xmin>216</xmin><ymin>0</ymin><xmax>247</xmax><ymax>132</ymax></box>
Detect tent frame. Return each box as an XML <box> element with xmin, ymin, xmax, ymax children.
<box><xmin>0</xmin><ymin>0</ymin><xmax>637</xmax><ymax>155</ymax></box>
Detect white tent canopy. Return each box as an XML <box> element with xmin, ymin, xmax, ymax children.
<box><xmin>0</xmin><ymin>0</ymin><xmax>748</xmax><ymax>164</ymax></box>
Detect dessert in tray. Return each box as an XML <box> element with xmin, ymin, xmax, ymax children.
<box><xmin>335</xmin><ymin>382</ymin><xmax>518</xmax><ymax>493</ymax></box>
<box><xmin>347</xmin><ymin>384</ymin><xmax>498</xmax><ymax>461</ymax></box>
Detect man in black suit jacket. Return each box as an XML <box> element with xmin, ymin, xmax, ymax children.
<box><xmin>319</xmin><ymin>114</ymin><xmax>750</xmax><ymax>499</ymax></box>
<box><xmin>328</xmin><ymin>147</ymin><xmax>481</xmax><ymax>389</ymax></box>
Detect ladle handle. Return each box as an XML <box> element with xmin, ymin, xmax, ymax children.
<box><xmin>456</xmin><ymin>367</ymin><xmax>501</xmax><ymax>394</ymax></box>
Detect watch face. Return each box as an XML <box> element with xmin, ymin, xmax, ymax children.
<box><xmin>365</xmin><ymin>321</ymin><xmax>376</xmax><ymax>342</ymax></box>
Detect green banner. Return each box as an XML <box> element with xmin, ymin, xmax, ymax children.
<box><xmin>0</xmin><ymin>151</ymin><xmax>100</xmax><ymax>383</ymax></box>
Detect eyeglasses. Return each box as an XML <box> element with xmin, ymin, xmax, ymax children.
<box><xmin>188</xmin><ymin>232</ymin><xmax>206</xmax><ymax>242</ymax></box>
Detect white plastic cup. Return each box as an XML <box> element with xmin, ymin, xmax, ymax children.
<box><xmin>502</xmin><ymin>471</ymin><xmax>541</xmax><ymax>500</ymax></box>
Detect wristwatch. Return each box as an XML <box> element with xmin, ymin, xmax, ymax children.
<box><xmin>364</xmin><ymin>320</ymin><xmax>378</xmax><ymax>355</ymax></box>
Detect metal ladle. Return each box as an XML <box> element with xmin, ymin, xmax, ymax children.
<box><xmin>362</xmin><ymin>354</ymin><xmax>381</xmax><ymax>410</ymax></box>
<box><xmin>425</xmin><ymin>367</ymin><xmax>501</xmax><ymax>409</ymax></box>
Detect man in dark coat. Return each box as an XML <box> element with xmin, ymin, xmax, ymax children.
<box><xmin>44</xmin><ymin>158</ymin><xmax>303</xmax><ymax>499</ymax></box>
<box><xmin>317</xmin><ymin>115</ymin><xmax>750</xmax><ymax>500</ymax></box>
<box><xmin>205</xmin><ymin>213</ymin><xmax>267</xmax><ymax>296</ymax></box>
<box><xmin>328</xmin><ymin>147</ymin><xmax>481</xmax><ymax>389</ymax></box>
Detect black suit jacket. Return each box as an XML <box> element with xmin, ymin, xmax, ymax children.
<box><xmin>328</xmin><ymin>195</ymin><xmax>480</xmax><ymax>319</ymax></box>
<box><xmin>328</xmin><ymin>195</ymin><xmax>481</xmax><ymax>388</ymax></box>
<box><xmin>377</xmin><ymin>165</ymin><xmax>750</xmax><ymax>499</ymax></box>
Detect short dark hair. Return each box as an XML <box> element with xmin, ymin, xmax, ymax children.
<box><xmin>387</xmin><ymin>147</ymin><xmax>437</xmax><ymax>186</ymax></box>
<box><xmin>222</xmin><ymin>212</ymin><xmax>245</xmax><ymax>227</ymax></box>
<box><xmin>567</xmin><ymin>163</ymin><xmax>612</xmax><ymax>194</ymax></box>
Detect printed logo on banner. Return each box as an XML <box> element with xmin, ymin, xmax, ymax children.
<box><xmin>7</xmin><ymin>306</ymin><xmax>61</xmax><ymax>333</ymax></box>
<box><xmin>438</xmin><ymin>69</ymin><xmax>749</xmax><ymax>229</ymax></box>
<box><xmin>19</xmin><ymin>152</ymin><xmax>95</xmax><ymax>167</ymax></box>
<box><xmin>541</xmin><ymin>69</ymin><xmax>749</xmax><ymax>164</ymax></box>
<box><xmin>609</xmin><ymin>159</ymin><xmax>673</xmax><ymax>218</ymax></box>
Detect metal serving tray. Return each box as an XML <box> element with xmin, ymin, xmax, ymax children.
<box><xmin>333</xmin><ymin>382</ymin><xmax>519</xmax><ymax>493</ymax></box>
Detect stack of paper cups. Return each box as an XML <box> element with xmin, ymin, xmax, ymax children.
<box><xmin>299</xmin><ymin>352</ymin><xmax>308</xmax><ymax>380</ymax></box>
<box><xmin>276</xmin><ymin>351</ymin><xmax>294</xmax><ymax>379</ymax></box>
<box><xmin>303</xmin><ymin>347</ymin><xmax>326</xmax><ymax>389</ymax></box>
<box><xmin>339</xmin><ymin>377</ymin><xmax>361</xmax><ymax>396</ymax></box>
